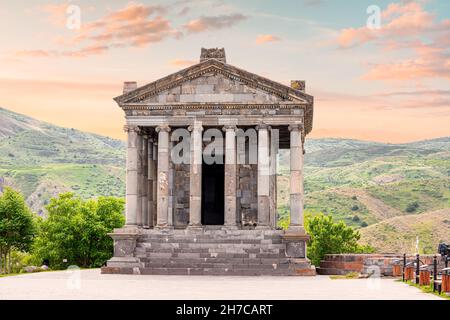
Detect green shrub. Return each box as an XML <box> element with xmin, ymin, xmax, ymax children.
<box><xmin>305</xmin><ymin>213</ymin><xmax>374</xmax><ymax>266</ymax></box>
<box><xmin>33</xmin><ymin>193</ymin><xmax>125</xmax><ymax>269</ymax></box>
<box><xmin>406</xmin><ymin>201</ymin><xmax>419</xmax><ymax>213</ymax></box>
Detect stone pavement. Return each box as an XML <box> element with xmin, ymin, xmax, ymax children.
<box><xmin>0</xmin><ymin>269</ymin><xmax>443</xmax><ymax>300</ymax></box>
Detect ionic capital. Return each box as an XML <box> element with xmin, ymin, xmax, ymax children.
<box><xmin>288</xmin><ymin>123</ymin><xmax>304</xmax><ymax>132</ymax></box>
<box><xmin>155</xmin><ymin>125</ymin><xmax>171</xmax><ymax>133</ymax></box>
<box><xmin>188</xmin><ymin>124</ymin><xmax>204</xmax><ymax>132</ymax></box>
<box><xmin>124</xmin><ymin>125</ymin><xmax>140</xmax><ymax>134</ymax></box>
<box><xmin>222</xmin><ymin>125</ymin><xmax>237</xmax><ymax>132</ymax></box>
<box><xmin>256</xmin><ymin>124</ymin><xmax>271</xmax><ymax>131</ymax></box>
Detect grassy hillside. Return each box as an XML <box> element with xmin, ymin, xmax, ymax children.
<box><xmin>1</xmin><ymin>107</ymin><xmax>449</xmax><ymax>253</ymax></box>
<box><xmin>0</xmin><ymin>107</ymin><xmax>125</xmax><ymax>214</ymax></box>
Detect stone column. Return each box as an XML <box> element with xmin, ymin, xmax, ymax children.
<box><xmin>188</xmin><ymin>123</ymin><xmax>203</xmax><ymax>228</ymax></box>
<box><xmin>152</xmin><ymin>142</ymin><xmax>158</xmax><ymax>227</ymax></box>
<box><xmin>142</xmin><ymin>134</ymin><xmax>149</xmax><ymax>228</ymax></box>
<box><xmin>147</xmin><ymin>137</ymin><xmax>154</xmax><ymax>228</ymax></box>
<box><xmin>288</xmin><ymin>124</ymin><xmax>305</xmax><ymax>234</ymax></box>
<box><xmin>269</xmin><ymin>128</ymin><xmax>279</xmax><ymax>228</ymax></box>
<box><xmin>124</xmin><ymin>125</ymin><xmax>140</xmax><ymax>226</ymax></box>
<box><xmin>257</xmin><ymin>124</ymin><xmax>270</xmax><ymax>228</ymax></box>
<box><xmin>223</xmin><ymin>125</ymin><xmax>237</xmax><ymax>227</ymax></box>
<box><xmin>156</xmin><ymin>125</ymin><xmax>170</xmax><ymax>228</ymax></box>
<box><xmin>136</xmin><ymin>132</ymin><xmax>144</xmax><ymax>227</ymax></box>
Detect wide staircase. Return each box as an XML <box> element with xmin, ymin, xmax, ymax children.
<box><xmin>133</xmin><ymin>229</ymin><xmax>315</xmax><ymax>276</ymax></box>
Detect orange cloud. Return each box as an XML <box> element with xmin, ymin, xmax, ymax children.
<box><xmin>15</xmin><ymin>50</ymin><xmax>53</xmax><ymax>58</ymax></box>
<box><xmin>184</xmin><ymin>14</ymin><xmax>246</xmax><ymax>33</ymax></box>
<box><xmin>255</xmin><ymin>34</ymin><xmax>281</xmax><ymax>44</ymax></box>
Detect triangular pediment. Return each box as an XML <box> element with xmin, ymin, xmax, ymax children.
<box><xmin>114</xmin><ymin>59</ymin><xmax>313</xmax><ymax>105</ymax></box>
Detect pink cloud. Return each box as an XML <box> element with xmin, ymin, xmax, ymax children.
<box><xmin>255</xmin><ymin>34</ymin><xmax>281</xmax><ymax>44</ymax></box>
<box><xmin>40</xmin><ymin>2</ymin><xmax>70</xmax><ymax>27</ymax></box>
<box><xmin>335</xmin><ymin>2</ymin><xmax>450</xmax><ymax>82</ymax></box>
<box><xmin>15</xmin><ymin>50</ymin><xmax>53</xmax><ymax>58</ymax></box>
<box><xmin>20</xmin><ymin>3</ymin><xmax>246</xmax><ymax>58</ymax></box>
<box><xmin>337</xmin><ymin>2</ymin><xmax>435</xmax><ymax>48</ymax></box>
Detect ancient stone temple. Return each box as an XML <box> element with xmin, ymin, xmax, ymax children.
<box><xmin>102</xmin><ymin>48</ymin><xmax>315</xmax><ymax>275</ymax></box>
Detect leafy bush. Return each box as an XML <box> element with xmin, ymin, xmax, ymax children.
<box><xmin>0</xmin><ymin>187</ymin><xmax>36</xmax><ymax>273</ymax></box>
<box><xmin>406</xmin><ymin>201</ymin><xmax>419</xmax><ymax>213</ymax></box>
<box><xmin>305</xmin><ymin>213</ymin><xmax>374</xmax><ymax>266</ymax></box>
<box><xmin>33</xmin><ymin>193</ymin><xmax>125</xmax><ymax>269</ymax></box>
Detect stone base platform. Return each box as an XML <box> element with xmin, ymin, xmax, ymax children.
<box><xmin>102</xmin><ymin>228</ymin><xmax>315</xmax><ymax>276</ymax></box>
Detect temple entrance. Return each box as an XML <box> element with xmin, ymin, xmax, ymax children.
<box><xmin>201</xmin><ymin>162</ymin><xmax>224</xmax><ymax>225</ymax></box>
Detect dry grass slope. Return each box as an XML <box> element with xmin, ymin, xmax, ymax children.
<box><xmin>359</xmin><ymin>209</ymin><xmax>450</xmax><ymax>254</ymax></box>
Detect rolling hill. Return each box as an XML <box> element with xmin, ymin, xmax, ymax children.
<box><xmin>0</xmin><ymin>107</ymin><xmax>449</xmax><ymax>253</ymax></box>
<box><xmin>0</xmin><ymin>107</ymin><xmax>125</xmax><ymax>214</ymax></box>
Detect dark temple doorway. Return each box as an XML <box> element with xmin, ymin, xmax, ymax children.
<box><xmin>201</xmin><ymin>162</ymin><xmax>224</xmax><ymax>225</ymax></box>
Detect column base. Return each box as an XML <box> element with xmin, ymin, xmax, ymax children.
<box><xmin>286</xmin><ymin>225</ymin><xmax>306</xmax><ymax>235</ymax></box>
<box><xmin>255</xmin><ymin>225</ymin><xmax>271</xmax><ymax>230</ymax></box>
<box><xmin>187</xmin><ymin>224</ymin><xmax>204</xmax><ymax>232</ymax></box>
<box><xmin>155</xmin><ymin>224</ymin><xmax>173</xmax><ymax>230</ymax></box>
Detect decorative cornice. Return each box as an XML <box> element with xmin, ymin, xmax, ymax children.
<box><xmin>121</xmin><ymin>103</ymin><xmax>306</xmax><ymax>110</ymax></box>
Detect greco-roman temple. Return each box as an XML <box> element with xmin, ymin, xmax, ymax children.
<box><xmin>102</xmin><ymin>48</ymin><xmax>315</xmax><ymax>276</ymax></box>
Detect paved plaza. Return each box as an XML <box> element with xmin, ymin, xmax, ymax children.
<box><xmin>0</xmin><ymin>269</ymin><xmax>443</xmax><ymax>300</ymax></box>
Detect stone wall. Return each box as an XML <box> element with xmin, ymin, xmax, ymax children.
<box><xmin>238</xmin><ymin>164</ymin><xmax>258</xmax><ymax>227</ymax></box>
<box><xmin>173</xmin><ymin>163</ymin><xmax>190</xmax><ymax>227</ymax></box>
<box><xmin>318</xmin><ymin>254</ymin><xmax>446</xmax><ymax>276</ymax></box>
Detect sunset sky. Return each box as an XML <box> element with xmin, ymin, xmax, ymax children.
<box><xmin>0</xmin><ymin>0</ymin><xmax>449</xmax><ymax>142</ymax></box>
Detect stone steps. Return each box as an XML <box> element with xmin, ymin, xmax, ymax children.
<box><xmin>102</xmin><ymin>229</ymin><xmax>315</xmax><ymax>276</ymax></box>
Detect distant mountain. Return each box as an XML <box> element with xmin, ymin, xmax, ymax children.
<box><xmin>0</xmin><ymin>107</ymin><xmax>449</xmax><ymax>253</ymax></box>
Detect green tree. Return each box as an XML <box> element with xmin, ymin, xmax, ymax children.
<box><xmin>305</xmin><ymin>213</ymin><xmax>373</xmax><ymax>266</ymax></box>
<box><xmin>0</xmin><ymin>187</ymin><xmax>36</xmax><ymax>273</ymax></box>
<box><xmin>33</xmin><ymin>193</ymin><xmax>125</xmax><ymax>269</ymax></box>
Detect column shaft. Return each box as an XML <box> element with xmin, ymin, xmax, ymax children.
<box><xmin>269</xmin><ymin>128</ymin><xmax>279</xmax><ymax>228</ymax></box>
<box><xmin>189</xmin><ymin>123</ymin><xmax>203</xmax><ymax>227</ymax></box>
<box><xmin>136</xmin><ymin>132</ymin><xmax>143</xmax><ymax>227</ymax></box>
<box><xmin>147</xmin><ymin>138</ymin><xmax>154</xmax><ymax>228</ymax></box>
<box><xmin>124</xmin><ymin>125</ymin><xmax>140</xmax><ymax>226</ymax></box>
<box><xmin>156</xmin><ymin>126</ymin><xmax>170</xmax><ymax>228</ymax></box>
<box><xmin>142</xmin><ymin>134</ymin><xmax>149</xmax><ymax>228</ymax></box>
<box><xmin>288</xmin><ymin>124</ymin><xmax>305</xmax><ymax>233</ymax></box>
<box><xmin>224</xmin><ymin>126</ymin><xmax>237</xmax><ymax>227</ymax></box>
<box><xmin>257</xmin><ymin>125</ymin><xmax>270</xmax><ymax>227</ymax></box>
<box><xmin>152</xmin><ymin>143</ymin><xmax>158</xmax><ymax>227</ymax></box>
